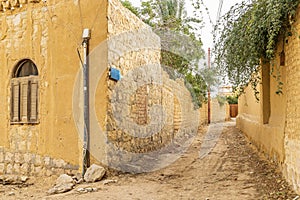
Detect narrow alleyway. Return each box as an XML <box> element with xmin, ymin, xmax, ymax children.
<box><xmin>1</xmin><ymin>122</ymin><xmax>298</xmax><ymax>200</ymax></box>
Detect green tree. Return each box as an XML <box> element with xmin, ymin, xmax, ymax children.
<box><xmin>121</xmin><ymin>0</ymin><xmax>208</xmax><ymax>107</ymax></box>
<box><xmin>120</xmin><ymin>0</ymin><xmax>140</xmax><ymax>17</ymax></box>
<box><xmin>226</xmin><ymin>95</ymin><xmax>238</xmax><ymax>105</ymax></box>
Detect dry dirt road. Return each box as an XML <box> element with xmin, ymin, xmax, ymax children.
<box><xmin>1</xmin><ymin>122</ymin><xmax>299</xmax><ymax>200</ymax></box>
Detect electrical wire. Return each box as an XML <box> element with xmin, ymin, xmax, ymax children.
<box><xmin>90</xmin><ymin>1</ymin><xmax>102</xmax><ymax>31</ymax></box>
<box><xmin>42</xmin><ymin>1</ymin><xmax>82</xmax><ymax>47</ymax></box>
<box><xmin>199</xmin><ymin>0</ymin><xmax>214</xmax><ymax>27</ymax></box>
<box><xmin>78</xmin><ymin>0</ymin><xmax>84</xmax><ymax>31</ymax></box>
<box><xmin>216</xmin><ymin>0</ymin><xmax>224</xmax><ymax>24</ymax></box>
<box><xmin>77</xmin><ymin>47</ymin><xmax>84</xmax><ymax>66</ymax></box>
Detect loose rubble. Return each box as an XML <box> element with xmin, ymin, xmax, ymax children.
<box><xmin>102</xmin><ymin>179</ymin><xmax>117</xmax><ymax>185</ymax></box>
<box><xmin>47</xmin><ymin>174</ymin><xmax>75</xmax><ymax>195</ymax></box>
<box><xmin>48</xmin><ymin>164</ymin><xmax>106</xmax><ymax>195</ymax></box>
<box><xmin>76</xmin><ymin>187</ymin><xmax>98</xmax><ymax>193</ymax></box>
<box><xmin>0</xmin><ymin>175</ymin><xmax>29</xmax><ymax>185</ymax></box>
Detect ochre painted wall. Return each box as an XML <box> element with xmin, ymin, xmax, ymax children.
<box><xmin>210</xmin><ymin>98</ymin><xmax>230</xmax><ymax>123</ymax></box>
<box><xmin>0</xmin><ymin>0</ymin><xmax>108</xmax><ymax>174</ymax></box>
<box><xmin>237</xmin><ymin>6</ymin><xmax>300</xmax><ymax>193</ymax></box>
<box><xmin>0</xmin><ymin>0</ymin><xmax>206</xmax><ymax>176</ymax></box>
<box><xmin>237</xmin><ymin>50</ymin><xmax>286</xmax><ymax>166</ymax></box>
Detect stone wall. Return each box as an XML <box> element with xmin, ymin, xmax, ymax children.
<box><xmin>199</xmin><ymin>103</ymin><xmax>208</xmax><ymax>125</ymax></box>
<box><xmin>100</xmin><ymin>0</ymin><xmax>202</xmax><ymax>173</ymax></box>
<box><xmin>0</xmin><ymin>149</ymin><xmax>78</xmax><ymax>176</ymax></box>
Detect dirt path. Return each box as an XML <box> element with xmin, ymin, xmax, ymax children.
<box><xmin>1</xmin><ymin>122</ymin><xmax>299</xmax><ymax>200</ymax></box>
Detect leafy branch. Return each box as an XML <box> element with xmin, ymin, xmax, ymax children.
<box><xmin>121</xmin><ymin>0</ymin><xmax>211</xmax><ymax>107</ymax></box>
<box><xmin>214</xmin><ymin>0</ymin><xmax>300</xmax><ymax>98</ymax></box>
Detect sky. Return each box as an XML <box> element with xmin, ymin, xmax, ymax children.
<box><xmin>196</xmin><ymin>0</ymin><xmax>243</xmax><ymax>51</ymax></box>
<box><xmin>128</xmin><ymin>0</ymin><xmax>243</xmax><ymax>52</ymax></box>
<box><xmin>127</xmin><ymin>0</ymin><xmax>244</xmax><ymax>92</ymax></box>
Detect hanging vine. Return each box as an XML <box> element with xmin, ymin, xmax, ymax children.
<box><xmin>214</xmin><ymin>0</ymin><xmax>300</xmax><ymax>98</ymax></box>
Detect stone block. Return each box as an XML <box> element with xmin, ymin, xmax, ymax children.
<box><xmin>44</xmin><ymin>157</ymin><xmax>51</xmax><ymax>166</ymax></box>
<box><xmin>5</xmin><ymin>152</ymin><xmax>14</xmax><ymax>163</ymax></box>
<box><xmin>53</xmin><ymin>159</ymin><xmax>66</xmax><ymax>168</ymax></box>
<box><xmin>46</xmin><ymin>169</ymin><xmax>54</xmax><ymax>176</ymax></box>
<box><xmin>84</xmin><ymin>164</ymin><xmax>106</xmax><ymax>183</ymax></box>
<box><xmin>0</xmin><ymin>152</ymin><xmax>4</xmax><ymax>163</ymax></box>
<box><xmin>13</xmin><ymin>163</ymin><xmax>20</xmax><ymax>174</ymax></box>
<box><xmin>20</xmin><ymin>163</ymin><xmax>29</xmax><ymax>175</ymax></box>
<box><xmin>14</xmin><ymin>152</ymin><xmax>23</xmax><ymax>163</ymax></box>
<box><xmin>48</xmin><ymin>174</ymin><xmax>75</xmax><ymax>195</ymax></box>
<box><xmin>6</xmin><ymin>164</ymin><xmax>13</xmax><ymax>174</ymax></box>
<box><xmin>24</xmin><ymin>153</ymin><xmax>32</xmax><ymax>163</ymax></box>
<box><xmin>34</xmin><ymin>155</ymin><xmax>42</xmax><ymax>166</ymax></box>
<box><xmin>34</xmin><ymin>166</ymin><xmax>43</xmax><ymax>176</ymax></box>
<box><xmin>0</xmin><ymin>164</ymin><xmax>5</xmax><ymax>175</ymax></box>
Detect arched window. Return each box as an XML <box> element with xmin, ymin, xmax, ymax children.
<box><xmin>11</xmin><ymin>59</ymin><xmax>39</xmax><ymax>124</ymax></box>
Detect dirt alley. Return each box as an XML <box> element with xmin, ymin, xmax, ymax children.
<box><xmin>1</xmin><ymin>121</ymin><xmax>299</xmax><ymax>200</ymax></box>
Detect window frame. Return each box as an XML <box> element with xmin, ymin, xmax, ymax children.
<box><xmin>10</xmin><ymin>59</ymin><xmax>39</xmax><ymax>125</ymax></box>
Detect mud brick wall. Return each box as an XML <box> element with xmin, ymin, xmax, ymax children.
<box><xmin>283</xmin><ymin>7</ymin><xmax>300</xmax><ymax>194</ymax></box>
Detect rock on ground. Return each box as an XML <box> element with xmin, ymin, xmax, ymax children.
<box><xmin>84</xmin><ymin>164</ymin><xmax>106</xmax><ymax>183</ymax></box>
<box><xmin>48</xmin><ymin>174</ymin><xmax>75</xmax><ymax>195</ymax></box>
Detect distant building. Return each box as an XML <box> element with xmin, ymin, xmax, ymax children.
<box><xmin>218</xmin><ymin>85</ymin><xmax>233</xmax><ymax>96</ymax></box>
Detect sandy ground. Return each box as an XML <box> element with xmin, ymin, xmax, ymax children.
<box><xmin>0</xmin><ymin>121</ymin><xmax>298</xmax><ymax>200</ymax></box>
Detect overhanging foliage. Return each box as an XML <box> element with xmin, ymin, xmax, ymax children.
<box><xmin>215</xmin><ymin>0</ymin><xmax>300</xmax><ymax>97</ymax></box>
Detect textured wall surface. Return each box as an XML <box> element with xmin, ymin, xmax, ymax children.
<box><xmin>237</xmin><ymin>6</ymin><xmax>300</xmax><ymax>193</ymax></box>
<box><xmin>100</xmin><ymin>1</ymin><xmax>202</xmax><ymax>172</ymax></box>
<box><xmin>283</xmin><ymin>7</ymin><xmax>300</xmax><ymax>194</ymax></box>
<box><xmin>210</xmin><ymin>98</ymin><xmax>229</xmax><ymax>123</ymax></box>
<box><xmin>199</xmin><ymin>103</ymin><xmax>208</xmax><ymax>125</ymax></box>
<box><xmin>103</xmin><ymin>0</ymin><xmax>202</xmax><ymax>173</ymax></box>
<box><xmin>0</xmin><ymin>0</ymin><xmax>108</xmax><ymax>175</ymax></box>
<box><xmin>237</xmin><ymin>52</ymin><xmax>286</xmax><ymax>166</ymax></box>
<box><xmin>0</xmin><ymin>0</ymin><xmax>206</xmax><ymax>176</ymax></box>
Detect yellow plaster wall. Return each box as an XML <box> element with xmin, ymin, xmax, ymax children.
<box><xmin>44</xmin><ymin>0</ymin><xmax>108</xmax><ymax>166</ymax></box>
<box><xmin>0</xmin><ymin>0</ymin><xmax>206</xmax><ymax>176</ymax></box>
<box><xmin>232</xmin><ymin>6</ymin><xmax>300</xmax><ymax>193</ymax></box>
<box><xmin>237</xmin><ymin>40</ymin><xmax>287</xmax><ymax>166</ymax></box>
<box><xmin>0</xmin><ymin>0</ymin><xmax>108</xmax><ymax>173</ymax></box>
<box><xmin>210</xmin><ymin>98</ymin><xmax>228</xmax><ymax>123</ymax></box>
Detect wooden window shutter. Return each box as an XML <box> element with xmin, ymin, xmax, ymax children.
<box><xmin>11</xmin><ymin>79</ymin><xmax>20</xmax><ymax>122</ymax></box>
<box><xmin>20</xmin><ymin>78</ymin><xmax>29</xmax><ymax>122</ymax></box>
<box><xmin>29</xmin><ymin>77</ymin><xmax>38</xmax><ymax>122</ymax></box>
<box><xmin>11</xmin><ymin>59</ymin><xmax>39</xmax><ymax>125</ymax></box>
